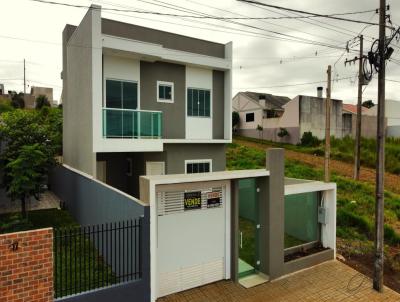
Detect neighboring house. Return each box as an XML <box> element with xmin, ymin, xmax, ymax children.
<box><xmin>62</xmin><ymin>6</ymin><xmax>232</xmax><ymax>198</ymax></box>
<box><xmin>233</xmin><ymin>90</ymin><xmax>343</xmax><ymax>144</ymax></box>
<box><xmin>367</xmin><ymin>100</ymin><xmax>400</xmax><ymax>137</ymax></box>
<box><xmin>24</xmin><ymin>86</ymin><xmax>54</xmax><ymax>109</ymax></box>
<box><xmin>342</xmin><ymin>103</ymin><xmax>380</xmax><ymax>139</ymax></box>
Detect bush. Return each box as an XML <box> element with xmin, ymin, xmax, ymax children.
<box><xmin>35</xmin><ymin>95</ymin><xmax>50</xmax><ymax>109</ymax></box>
<box><xmin>277</xmin><ymin>127</ymin><xmax>289</xmax><ymax>138</ymax></box>
<box><xmin>300</xmin><ymin>131</ymin><xmax>321</xmax><ymax>147</ymax></box>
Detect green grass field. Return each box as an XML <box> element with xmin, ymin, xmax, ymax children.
<box><xmin>227</xmin><ymin>142</ymin><xmax>400</xmax><ymax>246</ymax></box>
<box><xmin>235</xmin><ymin>135</ymin><xmax>400</xmax><ymax>175</ymax></box>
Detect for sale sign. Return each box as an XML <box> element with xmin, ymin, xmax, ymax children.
<box><xmin>207</xmin><ymin>191</ymin><xmax>221</xmax><ymax>208</ymax></box>
<box><xmin>184</xmin><ymin>191</ymin><xmax>202</xmax><ymax>210</ymax></box>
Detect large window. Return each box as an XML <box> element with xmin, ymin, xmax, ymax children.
<box><xmin>157</xmin><ymin>81</ymin><xmax>174</xmax><ymax>103</ymax></box>
<box><xmin>284</xmin><ymin>192</ymin><xmax>320</xmax><ymax>253</ymax></box>
<box><xmin>187</xmin><ymin>88</ymin><xmax>211</xmax><ymax>117</ymax></box>
<box><xmin>106</xmin><ymin>79</ymin><xmax>138</xmax><ymax>109</ymax></box>
<box><xmin>185</xmin><ymin>160</ymin><xmax>212</xmax><ymax>174</ymax></box>
<box><xmin>246</xmin><ymin>112</ymin><xmax>255</xmax><ymax>122</ymax></box>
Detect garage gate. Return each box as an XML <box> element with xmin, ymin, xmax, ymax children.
<box><xmin>156</xmin><ymin>181</ymin><xmax>230</xmax><ymax>298</ymax></box>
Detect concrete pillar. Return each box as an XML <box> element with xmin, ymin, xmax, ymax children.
<box><xmin>266</xmin><ymin>148</ymin><xmax>285</xmax><ymax>279</ymax></box>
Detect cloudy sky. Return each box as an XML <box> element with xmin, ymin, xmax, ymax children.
<box><xmin>1</xmin><ymin>0</ymin><xmax>400</xmax><ymax>104</ymax></box>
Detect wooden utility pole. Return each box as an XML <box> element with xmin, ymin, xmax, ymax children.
<box><xmin>374</xmin><ymin>0</ymin><xmax>386</xmax><ymax>292</ymax></box>
<box><xmin>23</xmin><ymin>59</ymin><xmax>26</xmax><ymax>105</ymax></box>
<box><xmin>324</xmin><ymin>65</ymin><xmax>332</xmax><ymax>183</ymax></box>
<box><xmin>354</xmin><ymin>35</ymin><xmax>364</xmax><ymax>180</ymax></box>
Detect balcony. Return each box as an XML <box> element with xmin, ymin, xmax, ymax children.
<box><xmin>102</xmin><ymin>108</ymin><xmax>162</xmax><ymax>139</ymax></box>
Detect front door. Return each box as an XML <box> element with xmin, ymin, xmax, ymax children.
<box><xmin>238</xmin><ymin>178</ymin><xmax>259</xmax><ymax>278</ymax></box>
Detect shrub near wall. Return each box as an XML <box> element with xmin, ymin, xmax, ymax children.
<box><xmin>0</xmin><ymin>228</ymin><xmax>53</xmax><ymax>302</ymax></box>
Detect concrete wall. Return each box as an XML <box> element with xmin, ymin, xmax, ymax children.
<box><xmin>213</xmin><ymin>70</ymin><xmax>225</xmax><ymax>139</ymax></box>
<box><xmin>299</xmin><ymin>96</ymin><xmax>343</xmax><ymax>140</ymax></box>
<box><xmin>352</xmin><ymin>114</ymin><xmax>379</xmax><ymax>139</ymax></box>
<box><xmin>49</xmin><ymin>164</ymin><xmax>146</xmax><ymax>225</ymax></box>
<box><xmin>102</xmin><ymin>18</ymin><xmax>226</xmax><ymax>59</ymax></box>
<box><xmin>63</xmin><ymin>8</ymin><xmax>97</xmax><ymax>176</ymax></box>
<box><xmin>388</xmin><ymin>125</ymin><xmax>400</xmax><ymax>137</ymax></box>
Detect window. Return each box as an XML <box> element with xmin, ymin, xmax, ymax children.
<box><xmin>263</xmin><ymin>110</ymin><xmax>283</xmax><ymax>119</ymax></box>
<box><xmin>284</xmin><ymin>192</ymin><xmax>321</xmax><ymax>257</ymax></box>
<box><xmin>106</xmin><ymin>79</ymin><xmax>138</xmax><ymax>109</ymax></box>
<box><xmin>157</xmin><ymin>81</ymin><xmax>174</xmax><ymax>103</ymax></box>
<box><xmin>246</xmin><ymin>112</ymin><xmax>255</xmax><ymax>122</ymax></box>
<box><xmin>187</xmin><ymin>88</ymin><xmax>211</xmax><ymax>117</ymax></box>
<box><xmin>185</xmin><ymin>160</ymin><xmax>212</xmax><ymax>174</ymax></box>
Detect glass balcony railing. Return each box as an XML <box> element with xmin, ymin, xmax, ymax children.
<box><xmin>102</xmin><ymin>108</ymin><xmax>162</xmax><ymax>139</ymax></box>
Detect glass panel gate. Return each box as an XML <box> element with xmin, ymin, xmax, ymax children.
<box><xmin>238</xmin><ymin>178</ymin><xmax>259</xmax><ymax>278</ymax></box>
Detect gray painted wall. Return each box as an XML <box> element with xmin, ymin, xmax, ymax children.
<box><xmin>49</xmin><ymin>164</ymin><xmax>145</xmax><ymax>225</ymax></box>
<box><xmin>299</xmin><ymin>96</ymin><xmax>343</xmax><ymax>140</ymax></box>
<box><xmin>213</xmin><ymin>70</ymin><xmax>225</xmax><ymax>139</ymax></box>
<box><xmin>63</xmin><ymin>9</ymin><xmax>95</xmax><ymax>175</ymax></box>
<box><xmin>164</xmin><ymin>143</ymin><xmax>226</xmax><ymax>174</ymax></box>
<box><xmin>140</xmin><ymin>61</ymin><xmax>185</xmax><ymax>139</ymax></box>
<box><xmin>102</xmin><ymin>18</ymin><xmax>225</xmax><ymax>58</ymax></box>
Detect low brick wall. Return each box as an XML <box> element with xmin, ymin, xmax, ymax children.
<box><xmin>0</xmin><ymin>228</ymin><xmax>53</xmax><ymax>302</ymax></box>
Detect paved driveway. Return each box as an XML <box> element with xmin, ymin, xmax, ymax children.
<box><xmin>0</xmin><ymin>189</ymin><xmax>60</xmax><ymax>214</ymax></box>
<box><xmin>158</xmin><ymin>261</ymin><xmax>400</xmax><ymax>302</ymax></box>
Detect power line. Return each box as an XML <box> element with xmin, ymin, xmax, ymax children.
<box><xmin>27</xmin><ymin>0</ymin><xmax>377</xmax><ymax>20</ymax></box>
<box><xmin>238</xmin><ymin>0</ymin><xmax>382</xmax><ymax>26</ymax></box>
<box><xmin>234</xmin><ymin>76</ymin><xmax>354</xmax><ymax>89</ymax></box>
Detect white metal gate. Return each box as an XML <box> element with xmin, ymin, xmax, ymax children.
<box><xmin>156</xmin><ymin>185</ymin><xmax>227</xmax><ymax>297</ymax></box>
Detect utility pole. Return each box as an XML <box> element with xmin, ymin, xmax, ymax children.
<box><xmin>374</xmin><ymin>0</ymin><xmax>386</xmax><ymax>292</ymax></box>
<box><xmin>324</xmin><ymin>65</ymin><xmax>332</xmax><ymax>183</ymax></box>
<box><xmin>354</xmin><ymin>35</ymin><xmax>364</xmax><ymax>180</ymax></box>
<box><xmin>23</xmin><ymin>59</ymin><xmax>26</xmax><ymax>105</ymax></box>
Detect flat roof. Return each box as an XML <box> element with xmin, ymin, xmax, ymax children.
<box><xmin>142</xmin><ymin>169</ymin><xmax>270</xmax><ymax>185</ymax></box>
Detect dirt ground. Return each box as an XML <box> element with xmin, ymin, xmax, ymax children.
<box><xmin>235</xmin><ymin>138</ymin><xmax>400</xmax><ymax>196</ymax></box>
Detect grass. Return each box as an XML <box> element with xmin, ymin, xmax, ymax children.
<box><xmin>235</xmin><ymin>135</ymin><xmax>400</xmax><ymax>175</ymax></box>
<box><xmin>0</xmin><ymin>208</ymin><xmax>78</xmax><ymax>234</ymax></box>
<box><xmin>227</xmin><ymin>142</ymin><xmax>400</xmax><ymax>247</ymax></box>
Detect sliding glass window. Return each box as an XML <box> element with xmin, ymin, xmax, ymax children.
<box><xmin>187</xmin><ymin>88</ymin><xmax>211</xmax><ymax>117</ymax></box>
<box><xmin>106</xmin><ymin>79</ymin><xmax>138</xmax><ymax>109</ymax></box>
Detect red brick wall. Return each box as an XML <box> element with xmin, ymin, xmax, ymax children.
<box><xmin>0</xmin><ymin>228</ymin><xmax>53</xmax><ymax>302</ymax></box>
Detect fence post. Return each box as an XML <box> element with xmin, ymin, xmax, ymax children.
<box><xmin>139</xmin><ymin>206</ymin><xmax>151</xmax><ymax>301</ymax></box>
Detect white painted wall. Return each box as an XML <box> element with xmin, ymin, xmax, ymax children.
<box><xmin>185</xmin><ymin>66</ymin><xmax>213</xmax><ymax>139</ymax></box>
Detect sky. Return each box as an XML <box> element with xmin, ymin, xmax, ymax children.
<box><xmin>1</xmin><ymin>0</ymin><xmax>400</xmax><ymax>104</ymax></box>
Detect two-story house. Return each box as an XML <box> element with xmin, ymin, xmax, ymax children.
<box><xmin>62</xmin><ymin>5</ymin><xmax>232</xmax><ymax>198</ymax></box>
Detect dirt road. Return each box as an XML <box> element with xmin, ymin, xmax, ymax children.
<box><xmin>235</xmin><ymin>138</ymin><xmax>400</xmax><ymax>195</ymax></box>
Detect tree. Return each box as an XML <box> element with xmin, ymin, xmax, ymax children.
<box><xmin>277</xmin><ymin>127</ymin><xmax>289</xmax><ymax>138</ymax></box>
<box><xmin>232</xmin><ymin>111</ymin><xmax>240</xmax><ymax>131</ymax></box>
<box><xmin>0</xmin><ymin>110</ymin><xmax>59</xmax><ymax>217</ymax></box>
<box><xmin>9</xmin><ymin>91</ymin><xmax>25</xmax><ymax>109</ymax></box>
<box><xmin>0</xmin><ymin>98</ymin><xmax>13</xmax><ymax>114</ymax></box>
<box><xmin>35</xmin><ymin>95</ymin><xmax>50</xmax><ymax>109</ymax></box>
<box><xmin>362</xmin><ymin>100</ymin><xmax>375</xmax><ymax>109</ymax></box>
<box><xmin>5</xmin><ymin>144</ymin><xmax>48</xmax><ymax>218</ymax></box>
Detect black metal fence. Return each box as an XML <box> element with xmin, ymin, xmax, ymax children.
<box><xmin>54</xmin><ymin>220</ymin><xmax>142</xmax><ymax>298</ymax></box>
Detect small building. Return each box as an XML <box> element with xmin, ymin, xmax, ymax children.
<box><xmin>233</xmin><ymin>89</ymin><xmax>343</xmax><ymax>144</ymax></box>
<box><xmin>342</xmin><ymin>103</ymin><xmax>380</xmax><ymax>139</ymax></box>
<box><xmin>366</xmin><ymin>100</ymin><xmax>400</xmax><ymax>138</ymax></box>
<box><xmin>24</xmin><ymin>86</ymin><xmax>54</xmax><ymax>109</ymax></box>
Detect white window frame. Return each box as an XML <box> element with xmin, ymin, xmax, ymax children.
<box><xmin>245</xmin><ymin>112</ymin><xmax>255</xmax><ymax>123</ymax></box>
<box><xmin>157</xmin><ymin>81</ymin><xmax>174</xmax><ymax>103</ymax></box>
<box><xmin>184</xmin><ymin>159</ymin><xmax>213</xmax><ymax>174</ymax></box>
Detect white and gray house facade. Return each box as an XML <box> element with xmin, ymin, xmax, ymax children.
<box><xmin>62</xmin><ymin>5</ymin><xmax>232</xmax><ymax>198</ymax></box>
